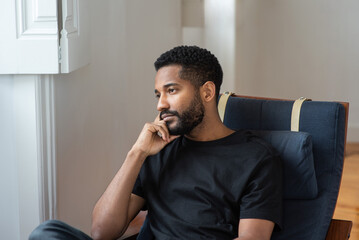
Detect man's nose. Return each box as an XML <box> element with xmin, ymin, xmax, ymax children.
<box><xmin>157</xmin><ymin>95</ymin><xmax>170</xmax><ymax>111</ymax></box>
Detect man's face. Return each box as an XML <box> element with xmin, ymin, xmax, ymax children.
<box><xmin>155</xmin><ymin>65</ymin><xmax>205</xmax><ymax>135</ymax></box>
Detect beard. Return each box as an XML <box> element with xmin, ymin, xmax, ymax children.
<box><xmin>160</xmin><ymin>94</ymin><xmax>205</xmax><ymax>136</ymax></box>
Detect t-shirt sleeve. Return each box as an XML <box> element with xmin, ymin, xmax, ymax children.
<box><xmin>132</xmin><ymin>174</ymin><xmax>144</xmax><ymax>198</ymax></box>
<box><xmin>132</xmin><ymin>171</ymin><xmax>148</xmax><ymax>211</ymax></box>
<box><xmin>239</xmin><ymin>153</ymin><xmax>283</xmax><ymax>230</ymax></box>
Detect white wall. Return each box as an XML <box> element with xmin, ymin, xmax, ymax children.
<box><xmin>0</xmin><ymin>75</ymin><xmax>43</xmax><ymax>240</ymax></box>
<box><xmin>182</xmin><ymin>0</ymin><xmax>237</xmax><ymax>92</ymax></box>
<box><xmin>53</xmin><ymin>0</ymin><xmax>182</xmax><ymax>234</ymax></box>
<box><xmin>236</xmin><ymin>0</ymin><xmax>359</xmax><ymax>141</ymax></box>
<box><xmin>204</xmin><ymin>0</ymin><xmax>237</xmax><ymax>92</ymax></box>
<box><xmin>0</xmin><ymin>75</ymin><xmax>20</xmax><ymax>240</ymax></box>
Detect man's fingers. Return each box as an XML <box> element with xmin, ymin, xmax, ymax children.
<box><xmin>153</xmin><ymin>118</ymin><xmax>170</xmax><ymax>141</ymax></box>
<box><xmin>154</xmin><ymin>114</ymin><xmax>161</xmax><ymax>123</ymax></box>
<box><xmin>146</xmin><ymin>117</ymin><xmax>172</xmax><ymax>142</ymax></box>
<box><xmin>146</xmin><ymin>122</ymin><xmax>168</xmax><ymax>142</ymax></box>
<box><xmin>154</xmin><ymin>123</ymin><xmax>170</xmax><ymax>142</ymax></box>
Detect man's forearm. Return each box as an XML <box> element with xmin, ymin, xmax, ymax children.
<box><xmin>91</xmin><ymin>117</ymin><xmax>175</xmax><ymax>240</ymax></box>
<box><xmin>235</xmin><ymin>236</ymin><xmax>271</xmax><ymax>240</ymax></box>
<box><xmin>91</xmin><ymin>148</ymin><xmax>147</xmax><ymax>240</ymax></box>
<box><xmin>234</xmin><ymin>237</ymin><xmax>265</xmax><ymax>240</ymax></box>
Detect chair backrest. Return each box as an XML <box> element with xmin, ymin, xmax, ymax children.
<box><xmin>220</xmin><ymin>94</ymin><xmax>348</xmax><ymax>240</ymax></box>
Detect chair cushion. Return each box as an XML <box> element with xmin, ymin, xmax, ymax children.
<box><xmin>252</xmin><ymin>130</ymin><xmax>318</xmax><ymax>199</ymax></box>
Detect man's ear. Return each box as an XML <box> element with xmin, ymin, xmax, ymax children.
<box><xmin>201</xmin><ymin>81</ymin><xmax>216</xmax><ymax>103</ymax></box>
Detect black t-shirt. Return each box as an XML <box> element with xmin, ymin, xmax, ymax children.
<box><xmin>133</xmin><ymin>130</ymin><xmax>282</xmax><ymax>239</ymax></box>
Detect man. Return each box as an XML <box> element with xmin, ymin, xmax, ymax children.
<box><xmin>30</xmin><ymin>46</ymin><xmax>282</xmax><ymax>240</ymax></box>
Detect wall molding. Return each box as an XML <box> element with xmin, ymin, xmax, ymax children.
<box><xmin>35</xmin><ymin>75</ymin><xmax>57</xmax><ymax>221</ymax></box>
<box><xmin>61</xmin><ymin>0</ymin><xmax>79</xmax><ymax>36</ymax></box>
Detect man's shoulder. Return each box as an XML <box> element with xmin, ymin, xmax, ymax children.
<box><xmin>232</xmin><ymin>130</ymin><xmax>280</xmax><ymax>165</ymax></box>
<box><xmin>224</xmin><ymin>130</ymin><xmax>276</xmax><ymax>151</ymax></box>
<box><xmin>244</xmin><ymin>131</ymin><xmax>277</xmax><ymax>154</ymax></box>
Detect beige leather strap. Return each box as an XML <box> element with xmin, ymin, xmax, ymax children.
<box><xmin>291</xmin><ymin>97</ymin><xmax>311</xmax><ymax>131</ymax></box>
<box><xmin>218</xmin><ymin>92</ymin><xmax>234</xmax><ymax>122</ymax></box>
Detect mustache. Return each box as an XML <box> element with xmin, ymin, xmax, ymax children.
<box><xmin>160</xmin><ymin>110</ymin><xmax>180</xmax><ymax>120</ymax></box>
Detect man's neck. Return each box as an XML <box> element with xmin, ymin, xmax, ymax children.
<box><xmin>184</xmin><ymin>114</ymin><xmax>235</xmax><ymax>142</ymax></box>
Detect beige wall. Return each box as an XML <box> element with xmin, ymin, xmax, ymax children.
<box><xmin>183</xmin><ymin>0</ymin><xmax>359</xmax><ymax>141</ymax></box>
<box><xmin>53</xmin><ymin>0</ymin><xmax>359</xmax><ymax>234</ymax></box>
<box><xmin>54</xmin><ymin>0</ymin><xmax>182</xmax><ymax>234</ymax></box>
<box><xmin>236</xmin><ymin>0</ymin><xmax>359</xmax><ymax>141</ymax></box>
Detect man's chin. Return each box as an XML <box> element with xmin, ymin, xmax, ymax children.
<box><xmin>167</xmin><ymin>124</ymin><xmax>184</xmax><ymax>136</ymax></box>
<box><xmin>166</xmin><ymin>120</ymin><xmax>194</xmax><ymax>136</ymax></box>
<box><xmin>168</xmin><ymin>127</ymin><xmax>182</xmax><ymax>136</ymax></box>
<box><xmin>165</xmin><ymin>122</ymin><xmax>178</xmax><ymax>134</ymax></box>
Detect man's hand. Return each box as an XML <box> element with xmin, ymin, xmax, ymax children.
<box><xmin>132</xmin><ymin>115</ymin><xmax>179</xmax><ymax>157</ymax></box>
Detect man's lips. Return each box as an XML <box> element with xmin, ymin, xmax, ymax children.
<box><xmin>161</xmin><ymin>114</ymin><xmax>176</xmax><ymax>121</ymax></box>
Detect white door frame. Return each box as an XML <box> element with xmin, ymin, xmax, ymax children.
<box><xmin>35</xmin><ymin>75</ymin><xmax>57</xmax><ymax>221</ymax></box>
<box><xmin>13</xmin><ymin>74</ymin><xmax>57</xmax><ymax>239</ymax></box>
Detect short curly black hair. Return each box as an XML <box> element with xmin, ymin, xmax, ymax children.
<box><xmin>154</xmin><ymin>46</ymin><xmax>223</xmax><ymax>99</ymax></box>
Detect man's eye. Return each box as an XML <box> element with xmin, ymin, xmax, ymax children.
<box><xmin>155</xmin><ymin>94</ymin><xmax>160</xmax><ymax>99</ymax></box>
<box><xmin>168</xmin><ymin>88</ymin><xmax>176</xmax><ymax>94</ymax></box>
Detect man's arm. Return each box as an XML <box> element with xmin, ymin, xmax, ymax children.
<box><xmin>234</xmin><ymin>219</ymin><xmax>275</xmax><ymax>240</ymax></box>
<box><xmin>91</xmin><ymin>117</ymin><xmax>178</xmax><ymax>240</ymax></box>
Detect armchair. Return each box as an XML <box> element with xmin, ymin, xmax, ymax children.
<box><xmin>121</xmin><ymin>93</ymin><xmax>352</xmax><ymax>240</ymax></box>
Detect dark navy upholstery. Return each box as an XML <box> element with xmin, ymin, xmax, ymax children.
<box><xmin>252</xmin><ymin>130</ymin><xmax>317</xmax><ymax>200</ymax></box>
<box><xmin>223</xmin><ymin>96</ymin><xmax>346</xmax><ymax>240</ymax></box>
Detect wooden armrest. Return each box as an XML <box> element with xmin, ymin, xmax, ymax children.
<box><xmin>325</xmin><ymin>219</ymin><xmax>352</xmax><ymax>240</ymax></box>
<box><xmin>119</xmin><ymin>211</ymin><xmax>147</xmax><ymax>240</ymax></box>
